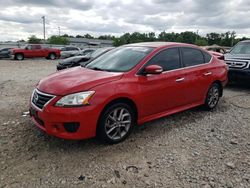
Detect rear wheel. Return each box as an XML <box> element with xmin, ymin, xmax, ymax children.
<box><xmin>48</xmin><ymin>53</ymin><xmax>56</xmax><ymax>60</ymax></box>
<box><xmin>204</xmin><ymin>83</ymin><xmax>221</xmax><ymax>110</ymax></box>
<box><xmin>15</xmin><ymin>53</ymin><xmax>24</xmax><ymax>60</ymax></box>
<box><xmin>97</xmin><ymin>103</ymin><xmax>135</xmax><ymax>144</ymax></box>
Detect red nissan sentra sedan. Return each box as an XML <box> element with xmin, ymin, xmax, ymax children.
<box><xmin>30</xmin><ymin>42</ymin><xmax>228</xmax><ymax>143</ymax></box>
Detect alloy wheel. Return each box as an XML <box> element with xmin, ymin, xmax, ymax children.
<box><xmin>50</xmin><ymin>53</ymin><xmax>56</xmax><ymax>60</ymax></box>
<box><xmin>104</xmin><ymin>107</ymin><xmax>132</xmax><ymax>141</ymax></box>
<box><xmin>16</xmin><ymin>54</ymin><xmax>23</xmax><ymax>60</ymax></box>
<box><xmin>207</xmin><ymin>85</ymin><xmax>219</xmax><ymax>108</ymax></box>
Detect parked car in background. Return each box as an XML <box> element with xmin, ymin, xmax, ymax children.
<box><xmin>56</xmin><ymin>47</ymin><xmax>114</xmax><ymax>70</ymax></box>
<box><xmin>209</xmin><ymin>51</ymin><xmax>224</xmax><ymax>59</ymax></box>
<box><xmin>0</xmin><ymin>48</ymin><xmax>12</xmax><ymax>58</ymax></box>
<box><xmin>30</xmin><ymin>42</ymin><xmax>228</xmax><ymax>144</ymax></box>
<box><xmin>57</xmin><ymin>56</ymin><xmax>91</xmax><ymax>71</ymax></box>
<box><xmin>204</xmin><ymin>45</ymin><xmax>227</xmax><ymax>54</ymax></box>
<box><xmin>225</xmin><ymin>40</ymin><xmax>250</xmax><ymax>83</ymax></box>
<box><xmin>60</xmin><ymin>46</ymin><xmax>82</xmax><ymax>58</ymax></box>
<box><xmin>11</xmin><ymin>44</ymin><xmax>60</xmax><ymax>60</ymax></box>
<box><xmin>81</xmin><ymin>48</ymin><xmax>96</xmax><ymax>56</ymax></box>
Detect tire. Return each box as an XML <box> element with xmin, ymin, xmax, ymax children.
<box><xmin>15</xmin><ymin>53</ymin><xmax>24</xmax><ymax>60</ymax></box>
<box><xmin>204</xmin><ymin>83</ymin><xmax>221</xmax><ymax>110</ymax></box>
<box><xmin>96</xmin><ymin>103</ymin><xmax>135</xmax><ymax>144</ymax></box>
<box><xmin>48</xmin><ymin>53</ymin><xmax>56</xmax><ymax>60</ymax></box>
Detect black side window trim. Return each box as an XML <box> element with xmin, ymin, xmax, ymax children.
<box><xmin>137</xmin><ymin>47</ymin><xmax>183</xmax><ymax>75</ymax></box>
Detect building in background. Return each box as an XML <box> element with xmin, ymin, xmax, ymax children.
<box><xmin>67</xmin><ymin>38</ymin><xmax>113</xmax><ymax>48</ymax></box>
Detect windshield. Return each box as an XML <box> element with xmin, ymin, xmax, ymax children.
<box><xmin>230</xmin><ymin>42</ymin><xmax>250</xmax><ymax>55</ymax></box>
<box><xmin>86</xmin><ymin>46</ymin><xmax>154</xmax><ymax>72</ymax></box>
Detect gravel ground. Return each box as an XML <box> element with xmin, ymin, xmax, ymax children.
<box><xmin>0</xmin><ymin>59</ymin><xmax>250</xmax><ymax>188</ymax></box>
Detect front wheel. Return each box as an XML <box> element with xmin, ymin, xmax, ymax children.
<box><xmin>15</xmin><ymin>53</ymin><xmax>24</xmax><ymax>60</ymax></box>
<box><xmin>204</xmin><ymin>83</ymin><xmax>221</xmax><ymax>110</ymax></box>
<box><xmin>96</xmin><ymin>103</ymin><xmax>135</xmax><ymax>144</ymax></box>
<box><xmin>48</xmin><ymin>53</ymin><xmax>56</xmax><ymax>60</ymax></box>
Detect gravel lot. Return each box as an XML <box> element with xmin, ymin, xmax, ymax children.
<box><xmin>0</xmin><ymin>59</ymin><xmax>250</xmax><ymax>188</ymax></box>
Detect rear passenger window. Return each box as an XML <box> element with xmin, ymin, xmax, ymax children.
<box><xmin>182</xmin><ymin>48</ymin><xmax>204</xmax><ymax>67</ymax></box>
<box><xmin>203</xmin><ymin>51</ymin><xmax>212</xmax><ymax>63</ymax></box>
<box><xmin>147</xmin><ymin>48</ymin><xmax>181</xmax><ymax>71</ymax></box>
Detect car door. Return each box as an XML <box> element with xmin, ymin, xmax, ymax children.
<box><xmin>180</xmin><ymin>47</ymin><xmax>213</xmax><ymax>105</ymax></box>
<box><xmin>33</xmin><ymin>45</ymin><xmax>44</xmax><ymax>57</ymax></box>
<box><xmin>137</xmin><ymin>47</ymin><xmax>187</xmax><ymax>117</ymax></box>
<box><xmin>68</xmin><ymin>47</ymin><xmax>77</xmax><ymax>56</ymax></box>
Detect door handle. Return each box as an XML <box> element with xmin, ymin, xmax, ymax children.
<box><xmin>176</xmin><ymin>78</ymin><xmax>185</xmax><ymax>82</ymax></box>
<box><xmin>203</xmin><ymin>72</ymin><xmax>212</xmax><ymax>76</ymax></box>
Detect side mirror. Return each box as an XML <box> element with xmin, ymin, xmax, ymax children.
<box><xmin>144</xmin><ymin>65</ymin><xmax>163</xmax><ymax>75</ymax></box>
<box><xmin>25</xmin><ymin>47</ymin><xmax>28</xmax><ymax>50</ymax></box>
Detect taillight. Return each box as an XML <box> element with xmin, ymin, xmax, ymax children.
<box><xmin>218</xmin><ymin>55</ymin><xmax>225</xmax><ymax>60</ymax></box>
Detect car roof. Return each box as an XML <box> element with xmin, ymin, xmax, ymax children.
<box><xmin>124</xmin><ymin>41</ymin><xmax>197</xmax><ymax>48</ymax></box>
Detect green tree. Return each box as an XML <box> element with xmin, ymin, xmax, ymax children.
<box><xmin>61</xmin><ymin>34</ymin><xmax>74</xmax><ymax>38</ymax></box>
<box><xmin>98</xmin><ymin>35</ymin><xmax>116</xmax><ymax>40</ymax></box>
<box><xmin>83</xmin><ymin>34</ymin><xmax>94</xmax><ymax>39</ymax></box>
<box><xmin>206</xmin><ymin>33</ymin><xmax>222</xmax><ymax>45</ymax></box>
<box><xmin>47</xmin><ymin>35</ymin><xmax>69</xmax><ymax>45</ymax></box>
<box><xmin>195</xmin><ymin>39</ymin><xmax>208</xmax><ymax>46</ymax></box>
<box><xmin>28</xmin><ymin>35</ymin><xmax>42</xmax><ymax>44</ymax></box>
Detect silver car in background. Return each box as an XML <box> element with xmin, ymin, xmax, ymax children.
<box><xmin>60</xmin><ymin>46</ymin><xmax>82</xmax><ymax>58</ymax></box>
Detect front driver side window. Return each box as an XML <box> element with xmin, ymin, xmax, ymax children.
<box><xmin>146</xmin><ymin>48</ymin><xmax>181</xmax><ymax>71</ymax></box>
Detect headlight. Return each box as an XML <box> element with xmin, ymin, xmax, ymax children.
<box><xmin>55</xmin><ymin>91</ymin><xmax>95</xmax><ymax>107</ymax></box>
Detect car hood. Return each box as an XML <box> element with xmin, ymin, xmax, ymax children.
<box><xmin>37</xmin><ymin>67</ymin><xmax>123</xmax><ymax>95</ymax></box>
<box><xmin>224</xmin><ymin>53</ymin><xmax>250</xmax><ymax>60</ymax></box>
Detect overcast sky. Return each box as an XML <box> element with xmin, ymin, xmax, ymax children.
<box><xmin>0</xmin><ymin>0</ymin><xmax>249</xmax><ymax>41</ymax></box>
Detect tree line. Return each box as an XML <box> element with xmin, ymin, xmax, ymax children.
<box><xmin>25</xmin><ymin>31</ymin><xmax>249</xmax><ymax>47</ymax></box>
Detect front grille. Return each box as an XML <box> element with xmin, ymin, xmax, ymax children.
<box><xmin>226</xmin><ymin>60</ymin><xmax>249</xmax><ymax>70</ymax></box>
<box><xmin>32</xmin><ymin>89</ymin><xmax>55</xmax><ymax>110</ymax></box>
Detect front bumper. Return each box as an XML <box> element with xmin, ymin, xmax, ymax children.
<box><xmin>30</xmin><ymin>101</ymin><xmax>101</xmax><ymax>140</ymax></box>
<box><xmin>56</xmin><ymin>64</ymin><xmax>67</xmax><ymax>71</ymax></box>
<box><xmin>228</xmin><ymin>69</ymin><xmax>250</xmax><ymax>82</ymax></box>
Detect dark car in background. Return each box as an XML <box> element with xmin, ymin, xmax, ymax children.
<box><xmin>56</xmin><ymin>47</ymin><xmax>114</xmax><ymax>70</ymax></box>
<box><xmin>0</xmin><ymin>48</ymin><xmax>12</xmax><ymax>58</ymax></box>
<box><xmin>224</xmin><ymin>40</ymin><xmax>250</xmax><ymax>83</ymax></box>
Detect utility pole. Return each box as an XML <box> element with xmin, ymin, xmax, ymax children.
<box><xmin>196</xmin><ymin>29</ymin><xmax>199</xmax><ymax>42</ymax></box>
<box><xmin>58</xmin><ymin>26</ymin><xmax>61</xmax><ymax>36</ymax></box>
<box><xmin>41</xmin><ymin>16</ymin><xmax>46</xmax><ymax>43</ymax></box>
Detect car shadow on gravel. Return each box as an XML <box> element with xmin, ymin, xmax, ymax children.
<box><xmin>133</xmin><ymin>106</ymin><xmax>217</xmax><ymax>135</ymax></box>
<box><xmin>226</xmin><ymin>82</ymin><xmax>250</xmax><ymax>92</ymax></box>
<box><xmin>16</xmin><ymin>97</ymin><xmax>229</xmax><ymax>156</ymax></box>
